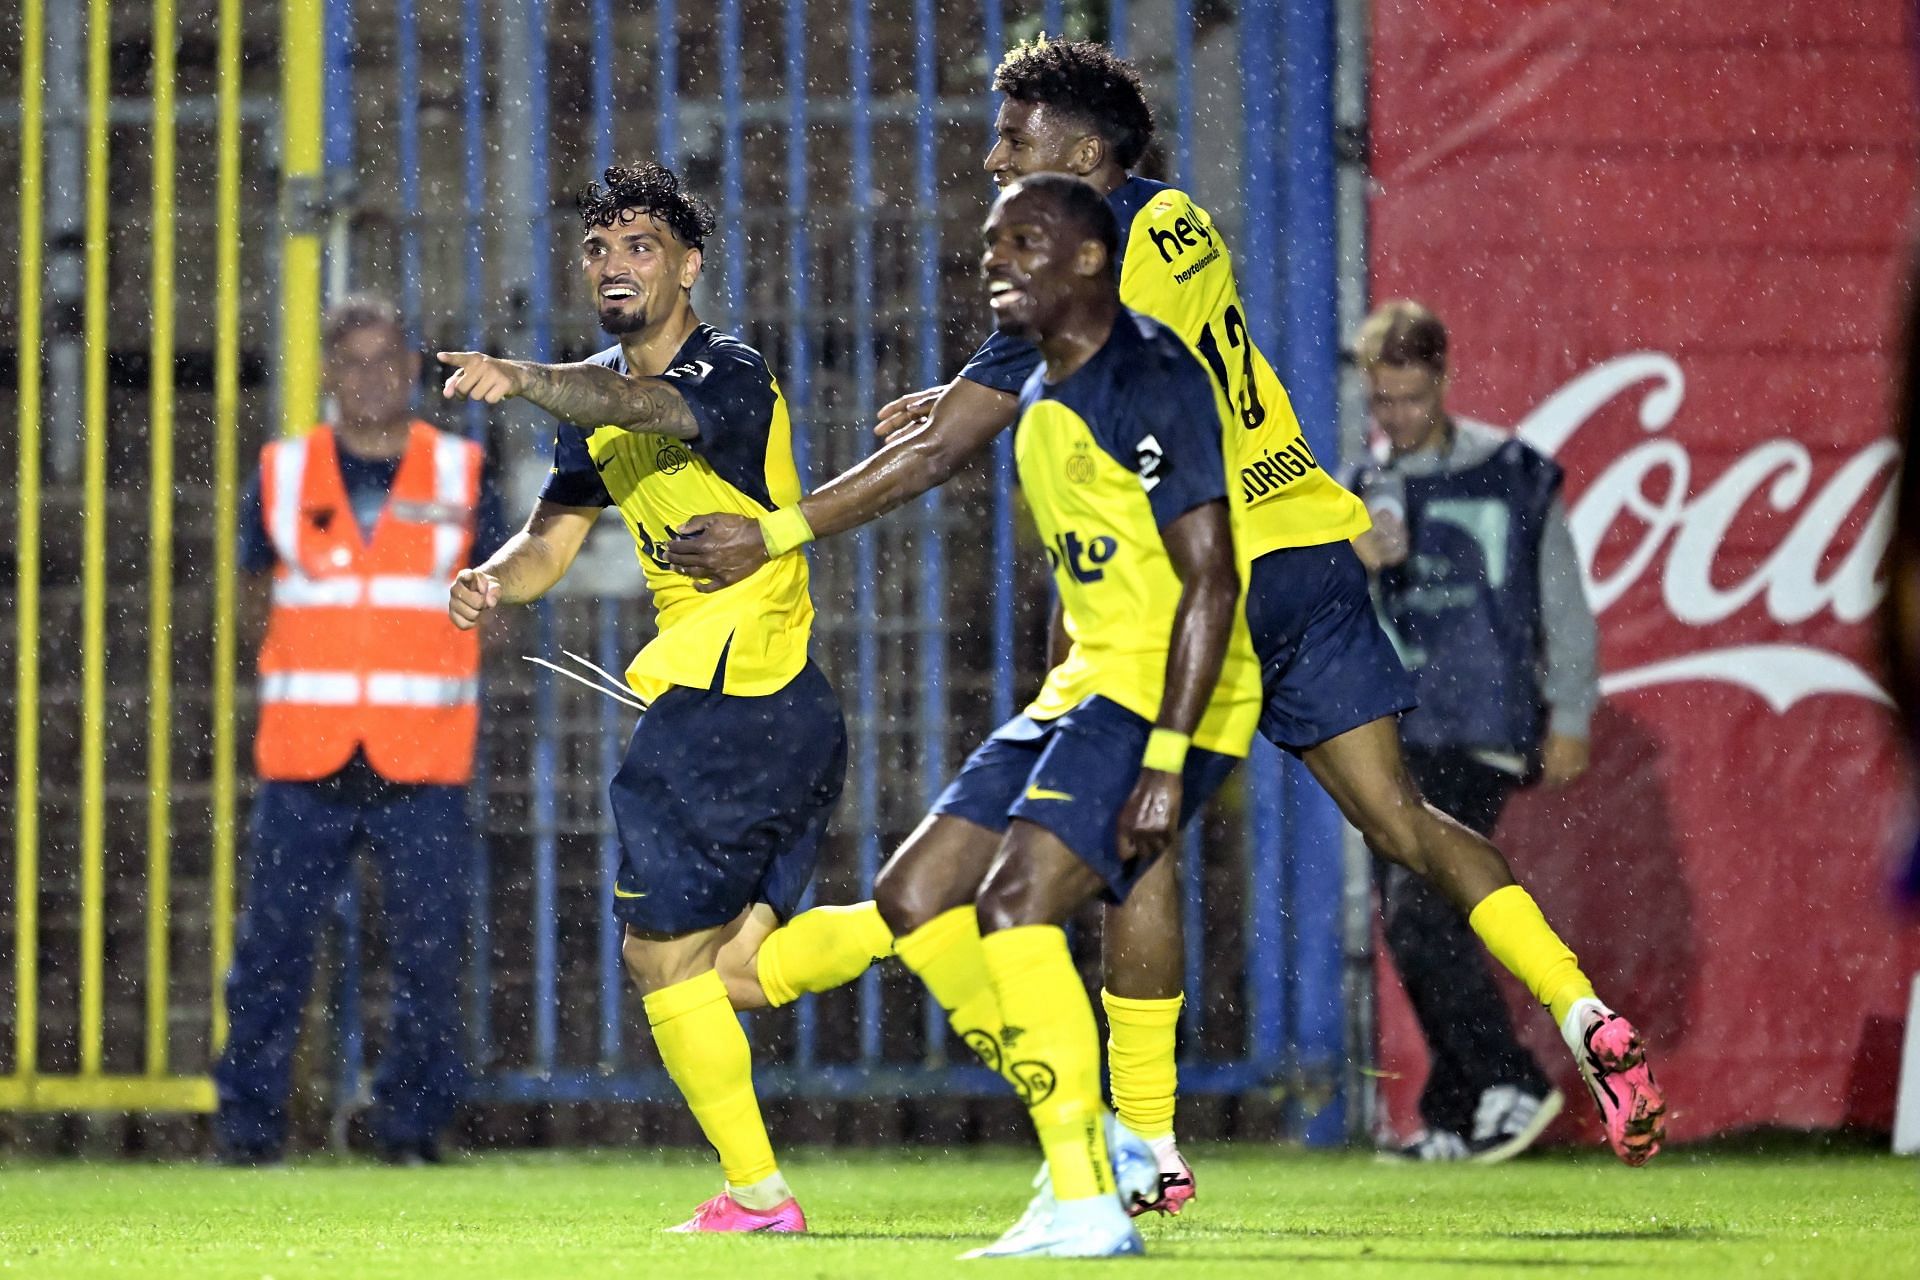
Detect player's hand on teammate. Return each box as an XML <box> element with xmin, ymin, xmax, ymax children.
<box><xmin>448</xmin><ymin>567</ymin><xmax>502</xmax><ymax>630</ymax></box>
<box><xmin>437</xmin><ymin>351</ymin><xmax>527</xmax><ymax>404</ymax></box>
<box><xmin>1539</xmin><ymin>732</ymin><xmax>1590</xmax><ymax>788</ymax></box>
<box><xmin>666</xmin><ymin>514</ymin><xmax>767</xmax><ymax>592</ymax></box>
<box><xmin>1352</xmin><ymin>511</ymin><xmax>1410</xmax><ymax>571</ymax></box>
<box><xmin>873</xmin><ymin>382</ymin><xmax>949</xmax><ymax>440</ymax></box>
<box><xmin>1117</xmin><ymin>771</ymin><xmax>1184</xmax><ymax>865</ymax></box>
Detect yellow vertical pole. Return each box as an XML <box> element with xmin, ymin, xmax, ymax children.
<box><xmin>210</xmin><ymin>0</ymin><xmax>244</xmax><ymax>1053</ymax></box>
<box><xmin>79</xmin><ymin>0</ymin><xmax>112</xmax><ymax>1079</ymax></box>
<box><xmin>145</xmin><ymin>0</ymin><xmax>178</xmax><ymax>1078</ymax></box>
<box><xmin>13</xmin><ymin>0</ymin><xmax>46</xmax><ymax>1086</ymax></box>
<box><xmin>280</xmin><ymin>0</ymin><xmax>324</xmax><ymax>439</ymax></box>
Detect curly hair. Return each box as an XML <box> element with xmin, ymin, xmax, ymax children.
<box><xmin>574</xmin><ymin>161</ymin><xmax>717</xmax><ymax>251</ymax></box>
<box><xmin>993</xmin><ymin>37</ymin><xmax>1155</xmax><ymax>171</ymax></box>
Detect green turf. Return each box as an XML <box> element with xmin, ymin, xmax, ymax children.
<box><xmin>1</xmin><ymin>1145</ymin><xmax>1915</xmax><ymax>1278</ymax></box>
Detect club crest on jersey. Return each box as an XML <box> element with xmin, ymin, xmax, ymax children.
<box><xmin>1065</xmin><ymin>443</ymin><xmax>1096</xmax><ymax>484</ymax></box>
<box><xmin>1134</xmin><ymin>434</ymin><xmax>1166</xmax><ymax>493</ymax></box>
<box><xmin>1045</xmin><ymin>530</ymin><xmax>1118</xmax><ymax>584</ymax></box>
<box><xmin>654</xmin><ymin>440</ymin><xmax>692</xmax><ymax>475</ymax></box>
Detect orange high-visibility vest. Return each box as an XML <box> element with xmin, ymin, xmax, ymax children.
<box><xmin>254</xmin><ymin>422</ymin><xmax>485</xmax><ymax>785</ymax></box>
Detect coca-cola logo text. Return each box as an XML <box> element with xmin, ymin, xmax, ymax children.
<box><xmin>1513</xmin><ymin>354</ymin><xmax>1895</xmax><ymax>713</ymax></box>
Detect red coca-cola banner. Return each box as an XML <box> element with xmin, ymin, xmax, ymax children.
<box><xmin>1369</xmin><ymin>1</ymin><xmax>1920</xmax><ymax>1141</ymax></box>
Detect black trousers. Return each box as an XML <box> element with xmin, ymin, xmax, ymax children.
<box><xmin>1378</xmin><ymin>746</ymin><xmax>1551</xmax><ymax>1136</ymax></box>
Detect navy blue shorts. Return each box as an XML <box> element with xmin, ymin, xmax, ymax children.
<box><xmin>931</xmin><ymin>696</ymin><xmax>1239</xmax><ymax>904</ymax></box>
<box><xmin>1245</xmin><ymin>541</ymin><xmax>1419</xmax><ymax>752</ymax></box>
<box><xmin>607</xmin><ymin>660</ymin><xmax>847</xmax><ymax>935</ymax></box>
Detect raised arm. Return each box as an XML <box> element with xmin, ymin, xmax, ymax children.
<box><xmin>663</xmin><ymin>375</ymin><xmax>1019</xmax><ymax>590</ymax></box>
<box><xmin>438</xmin><ymin>351</ymin><xmax>700</xmax><ymax>439</ymax></box>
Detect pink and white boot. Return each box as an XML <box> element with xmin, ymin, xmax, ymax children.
<box><xmin>667</xmin><ymin>1190</ymin><xmax>808</xmax><ymax>1233</ymax></box>
<box><xmin>1129</xmin><ymin>1138</ymin><xmax>1196</xmax><ymax>1218</ymax></box>
<box><xmin>1565</xmin><ymin>1000</ymin><xmax>1667</xmax><ymax>1166</ymax></box>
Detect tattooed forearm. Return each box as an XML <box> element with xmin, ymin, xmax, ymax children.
<box><xmin>514</xmin><ymin>361</ymin><xmax>701</xmax><ymax>439</ymax></box>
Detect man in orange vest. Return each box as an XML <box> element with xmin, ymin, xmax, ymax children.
<box><xmin>212</xmin><ymin>295</ymin><xmax>507</xmax><ymax>1166</ymax></box>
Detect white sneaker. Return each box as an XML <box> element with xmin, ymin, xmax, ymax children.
<box><xmin>1382</xmin><ymin>1129</ymin><xmax>1472</xmax><ymax>1161</ymax></box>
<box><xmin>1007</xmin><ymin>1161</ymin><xmax>1055</xmax><ymax>1241</ymax></box>
<box><xmin>1018</xmin><ymin>1111</ymin><xmax>1163</xmax><ymax>1223</ymax></box>
<box><xmin>962</xmin><ymin>1194</ymin><xmax>1144</xmax><ymax>1259</ymax></box>
<box><xmin>1468</xmin><ymin>1085</ymin><xmax>1564</xmax><ymax>1164</ymax></box>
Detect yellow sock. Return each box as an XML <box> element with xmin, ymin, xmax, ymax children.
<box><xmin>642</xmin><ymin>969</ymin><xmax>778</xmax><ymax>1186</ymax></box>
<box><xmin>894</xmin><ymin>906</ymin><xmax>1015</xmax><ymax>1076</ymax></box>
<box><xmin>756</xmin><ymin>901</ymin><xmax>895</xmax><ymax>1008</ymax></box>
<box><xmin>981</xmin><ymin>925</ymin><xmax>1113</xmax><ymax>1202</ymax></box>
<box><xmin>1468</xmin><ymin>884</ymin><xmax>1597</xmax><ymax>1024</ymax></box>
<box><xmin>1102</xmin><ymin>989</ymin><xmax>1181</xmax><ymax>1142</ymax></box>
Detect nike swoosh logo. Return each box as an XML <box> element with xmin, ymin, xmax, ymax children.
<box><xmin>593</xmin><ymin>454</ymin><xmax>615</xmax><ymax>472</ymax></box>
<box><xmin>1024</xmin><ymin>785</ymin><xmax>1074</xmax><ymax>803</ymax></box>
<box><xmin>613</xmin><ymin>886</ymin><xmax>647</xmax><ymax>900</ymax></box>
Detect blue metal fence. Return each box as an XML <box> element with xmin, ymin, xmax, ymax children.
<box><xmin>317</xmin><ymin>0</ymin><xmax>1352</xmax><ymax>1142</ymax></box>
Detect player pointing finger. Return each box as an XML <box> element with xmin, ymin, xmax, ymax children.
<box><xmin>438</xmin><ymin>350</ymin><xmax>528</xmax><ymax>404</ymax></box>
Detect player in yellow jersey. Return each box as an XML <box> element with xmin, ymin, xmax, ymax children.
<box><xmin>437</xmin><ymin>162</ymin><xmax>877</xmax><ymax>1233</ymax></box>
<box><xmin>896</xmin><ymin>172</ymin><xmax>1250</xmax><ymax>1257</ymax></box>
<box><xmin>667</xmin><ymin>40</ymin><xmax>1666</xmax><ymax>1176</ymax></box>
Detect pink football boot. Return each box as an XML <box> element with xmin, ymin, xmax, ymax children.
<box><xmin>1129</xmin><ymin>1142</ymin><xmax>1196</xmax><ymax>1218</ymax></box>
<box><xmin>1573</xmin><ymin>1007</ymin><xmax>1667</xmax><ymax>1166</ymax></box>
<box><xmin>666</xmin><ymin>1192</ymin><xmax>808</xmax><ymax>1233</ymax></box>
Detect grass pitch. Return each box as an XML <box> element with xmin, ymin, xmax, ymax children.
<box><xmin>2</xmin><ymin>1143</ymin><xmax>1916</xmax><ymax>1278</ymax></box>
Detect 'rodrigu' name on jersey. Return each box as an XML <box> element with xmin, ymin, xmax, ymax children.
<box><xmin>1239</xmin><ymin>438</ymin><xmax>1326</xmax><ymax>507</ymax></box>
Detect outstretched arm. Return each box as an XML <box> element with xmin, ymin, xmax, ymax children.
<box><xmin>438</xmin><ymin>351</ymin><xmax>700</xmax><ymax>440</ymax></box>
<box><xmin>664</xmin><ymin>375</ymin><xmax>1019</xmax><ymax>590</ymax></box>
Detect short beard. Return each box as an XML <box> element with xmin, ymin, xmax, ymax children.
<box><xmin>598</xmin><ymin>305</ymin><xmax>650</xmax><ymax>336</ymax></box>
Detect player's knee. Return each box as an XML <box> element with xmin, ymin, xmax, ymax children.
<box><xmin>973</xmin><ymin>881</ymin><xmax>1026</xmax><ymax>935</ymax></box>
<box><xmin>620</xmin><ymin>930</ymin><xmax>711</xmax><ymax>994</ymax></box>
<box><xmin>874</xmin><ymin>861</ymin><xmax>944</xmax><ymax>938</ymax></box>
<box><xmin>1354</xmin><ymin>810</ymin><xmax>1430</xmax><ymax>876</ymax></box>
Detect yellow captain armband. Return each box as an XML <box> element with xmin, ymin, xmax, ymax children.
<box><xmin>1142</xmin><ymin>728</ymin><xmax>1191</xmax><ymax>774</ymax></box>
<box><xmin>759</xmin><ymin>506</ymin><xmax>815</xmax><ymax>558</ymax></box>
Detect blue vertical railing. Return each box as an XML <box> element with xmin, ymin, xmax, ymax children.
<box><xmin>849</xmin><ymin>0</ymin><xmax>885</xmax><ymax>1069</ymax></box>
<box><xmin>1239</xmin><ymin>0</ymin><xmax>1297</xmax><ymax>1117</ymax></box>
<box><xmin>319</xmin><ymin>0</ymin><xmax>367</xmax><ymax>1119</ymax></box>
<box><xmin>719</xmin><ymin>0</ymin><xmax>746</xmax><ymax>324</ymax></box>
<box><xmin>985</xmin><ymin>8</ymin><xmax>1016</xmax><ymax>734</ymax></box>
<box><xmin>1275</xmin><ymin>0</ymin><xmax>1349</xmax><ymax>1145</ymax></box>
<box><xmin>458</xmin><ymin>0</ymin><xmax>492</xmax><ymax>1073</ymax></box>
<box><xmin>783</xmin><ymin>0</ymin><xmax>822</xmax><ymax>1071</ymax></box>
<box><xmin>524</xmin><ymin>0</ymin><xmax>560</xmax><ymax>1082</ymax></box>
<box><xmin>394</xmin><ymin>0</ymin><xmax>421</xmax><ymax>345</ymax></box>
<box><xmin>590</xmin><ymin>0</ymin><xmax>622</xmax><ymax>1073</ymax></box>
<box><xmin>912</xmin><ymin>0</ymin><xmax>949</xmax><ymax>1058</ymax></box>
<box><xmin>656</xmin><ymin>0</ymin><xmax>678</xmax><ymax>166</ymax></box>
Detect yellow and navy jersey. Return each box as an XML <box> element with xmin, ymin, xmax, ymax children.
<box><xmin>1017</xmin><ymin>311</ymin><xmax>1262</xmax><ymax>759</ymax></box>
<box><xmin>541</xmin><ymin>324</ymin><xmax>813</xmax><ymax>702</ymax></box>
<box><xmin>961</xmin><ymin>175</ymin><xmax>1370</xmax><ymax>560</ymax></box>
